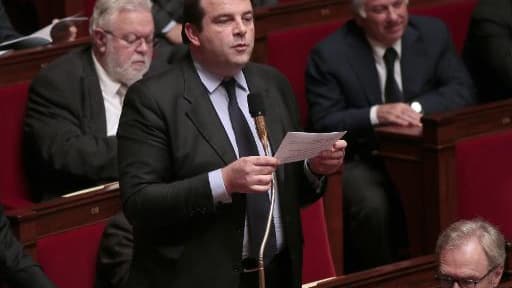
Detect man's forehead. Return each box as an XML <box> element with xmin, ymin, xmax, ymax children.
<box><xmin>109</xmin><ymin>9</ymin><xmax>154</xmax><ymax>33</ymax></box>
<box><xmin>364</xmin><ymin>0</ymin><xmax>401</xmax><ymax>7</ymax></box>
<box><xmin>201</xmin><ymin>0</ymin><xmax>252</xmax><ymax>15</ymax></box>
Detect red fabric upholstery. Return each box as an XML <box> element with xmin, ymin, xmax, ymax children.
<box><xmin>37</xmin><ymin>221</ymin><xmax>107</xmax><ymax>288</ymax></box>
<box><xmin>268</xmin><ymin>21</ymin><xmax>346</xmax><ymax>281</ymax></box>
<box><xmin>84</xmin><ymin>0</ymin><xmax>96</xmax><ymax>17</ymax></box>
<box><xmin>266</xmin><ymin>20</ymin><xmax>346</xmax><ymax>127</ymax></box>
<box><xmin>410</xmin><ymin>0</ymin><xmax>478</xmax><ymax>54</ymax></box>
<box><xmin>456</xmin><ymin>130</ymin><xmax>512</xmax><ymax>239</ymax></box>
<box><xmin>0</xmin><ymin>82</ymin><xmax>32</xmax><ymax>209</ymax></box>
<box><xmin>300</xmin><ymin>200</ymin><xmax>336</xmax><ymax>283</ymax></box>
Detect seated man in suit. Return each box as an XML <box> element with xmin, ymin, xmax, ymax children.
<box><xmin>306</xmin><ymin>0</ymin><xmax>475</xmax><ymax>272</ymax></box>
<box><xmin>0</xmin><ymin>206</ymin><xmax>55</xmax><ymax>288</ymax></box>
<box><xmin>436</xmin><ymin>219</ymin><xmax>505</xmax><ymax>288</ymax></box>
<box><xmin>23</xmin><ymin>0</ymin><xmax>160</xmax><ymax>201</ymax></box>
<box><xmin>464</xmin><ymin>0</ymin><xmax>512</xmax><ymax>103</ymax></box>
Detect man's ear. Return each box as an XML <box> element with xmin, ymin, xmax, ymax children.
<box><xmin>491</xmin><ymin>265</ymin><xmax>504</xmax><ymax>287</ymax></box>
<box><xmin>92</xmin><ymin>28</ymin><xmax>108</xmax><ymax>53</ymax></box>
<box><xmin>184</xmin><ymin>23</ymin><xmax>200</xmax><ymax>46</ymax></box>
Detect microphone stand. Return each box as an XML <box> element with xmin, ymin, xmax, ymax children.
<box><xmin>257</xmin><ymin>139</ymin><xmax>277</xmax><ymax>288</ymax></box>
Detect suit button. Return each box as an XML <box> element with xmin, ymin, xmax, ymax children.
<box><xmin>233</xmin><ymin>265</ymin><xmax>241</xmax><ymax>273</ymax></box>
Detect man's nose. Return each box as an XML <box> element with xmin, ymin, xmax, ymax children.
<box><xmin>233</xmin><ymin>18</ymin><xmax>247</xmax><ymax>36</ymax></box>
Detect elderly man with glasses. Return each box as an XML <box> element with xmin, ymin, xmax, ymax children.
<box><xmin>23</xmin><ymin>0</ymin><xmax>174</xmax><ymax>201</ymax></box>
<box><xmin>436</xmin><ymin>218</ymin><xmax>506</xmax><ymax>288</ymax></box>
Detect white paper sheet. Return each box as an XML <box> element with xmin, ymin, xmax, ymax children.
<box><xmin>274</xmin><ymin>131</ymin><xmax>346</xmax><ymax>164</ymax></box>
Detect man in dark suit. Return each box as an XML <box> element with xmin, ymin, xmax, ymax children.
<box><xmin>306</xmin><ymin>0</ymin><xmax>474</xmax><ymax>273</ymax></box>
<box><xmin>464</xmin><ymin>0</ymin><xmax>512</xmax><ymax>103</ymax></box>
<box><xmin>0</xmin><ymin>206</ymin><xmax>55</xmax><ymax>287</ymax></box>
<box><xmin>0</xmin><ymin>1</ymin><xmax>21</xmax><ymax>43</ymax></box>
<box><xmin>23</xmin><ymin>0</ymin><xmax>157</xmax><ymax>201</ymax></box>
<box><xmin>117</xmin><ymin>0</ymin><xmax>346</xmax><ymax>286</ymax></box>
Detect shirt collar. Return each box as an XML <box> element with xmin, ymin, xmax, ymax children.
<box><xmin>367</xmin><ymin>38</ymin><xmax>402</xmax><ymax>61</ymax></box>
<box><xmin>92</xmin><ymin>52</ymin><xmax>123</xmax><ymax>97</ymax></box>
<box><xmin>193</xmin><ymin>61</ymin><xmax>248</xmax><ymax>94</ymax></box>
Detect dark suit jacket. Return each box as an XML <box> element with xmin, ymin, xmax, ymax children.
<box><xmin>23</xmin><ymin>47</ymin><xmax>118</xmax><ymax>201</ymax></box>
<box><xmin>306</xmin><ymin>16</ymin><xmax>474</xmax><ymax>156</ymax></box>
<box><xmin>0</xmin><ymin>1</ymin><xmax>21</xmax><ymax>43</ymax></box>
<box><xmin>0</xmin><ymin>206</ymin><xmax>55</xmax><ymax>288</ymax></box>
<box><xmin>23</xmin><ymin>46</ymin><xmax>178</xmax><ymax>201</ymax></box>
<box><xmin>95</xmin><ymin>212</ymin><xmax>133</xmax><ymax>288</ymax></box>
<box><xmin>463</xmin><ymin>0</ymin><xmax>512</xmax><ymax>102</ymax></box>
<box><xmin>118</xmin><ymin>55</ymin><xmax>322</xmax><ymax>288</ymax></box>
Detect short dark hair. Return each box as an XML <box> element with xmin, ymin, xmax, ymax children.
<box><xmin>181</xmin><ymin>0</ymin><xmax>205</xmax><ymax>44</ymax></box>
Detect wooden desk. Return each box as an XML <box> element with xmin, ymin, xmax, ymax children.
<box><xmin>6</xmin><ymin>184</ymin><xmax>121</xmax><ymax>256</ymax></box>
<box><xmin>0</xmin><ymin>36</ymin><xmax>90</xmax><ymax>86</ymax></box>
<box><xmin>307</xmin><ymin>253</ymin><xmax>512</xmax><ymax>288</ymax></box>
<box><xmin>376</xmin><ymin>99</ymin><xmax>512</xmax><ymax>257</ymax></box>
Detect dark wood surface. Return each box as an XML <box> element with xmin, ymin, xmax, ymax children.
<box><xmin>307</xmin><ymin>252</ymin><xmax>512</xmax><ymax>288</ymax></box>
<box><xmin>323</xmin><ymin>171</ymin><xmax>344</xmax><ymax>275</ymax></box>
<box><xmin>6</xmin><ymin>183</ymin><xmax>121</xmax><ymax>257</ymax></box>
<box><xmin>0</xmin><ymin>36</ymin><xmax>90</xmax><ymax>87</ymax></box>
<box><xmin>376</xmin><ymin>99</ymin><xmax>512</xmax><ymax>257</ymax></box>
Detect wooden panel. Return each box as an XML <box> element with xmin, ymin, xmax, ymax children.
<box><xmin>0</xmin><ymin>37</ymin><xmax>90</xmax><ymax>86</ymax></box>
<box><xmin>307</xmin><ymin>251</ymin><xmax>512</xmax><ymax>287</ymax></box>
<box><xmin>376</xmin><ymin>99</ymin><xmax>512</xmax><ymax>256</ymax></box>
<box><xmin>6</xmin><ymin>184</ymin><xmax>121</xmax><ymax>257</ymax></box>
<box><xmin>324</xmin><ymin>171</ymin><xmax>344</xmax><ymax>275</ymax></box>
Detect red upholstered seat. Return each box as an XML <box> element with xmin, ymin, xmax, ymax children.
<box><xmin>37</xmin><ymin>221</ymin><xmax>107</xmax><ymax>288</ymax></box>
<box><xmin>84</xmin><ymin>0</ymin><xmax>96</xmax><ymax>17</ymax></box>
<box><xmin>0</xmin><ymin>82</ymin><xmax>33</xmax><ymax>209</ymax></box>
<box><xmin>456</xmin><ymin>130</ymin><xmax>512</xmax><ymax>239</ymax></box>
<box><xmin>410</xmin><ymin>0</ymin><xmax>478</xmax><ymax>54</ymax></box>
<box><xmin>266</xmin><ymin>19</ymin><xmax>345</xmax><ymax>127</ymax></box>
<box><xmin>267</xmin><ymin>20</ymin><xmax>347</xmax><ymax>282</ymax></box>
<box><xmin>300</xmin><ymin>200</ymin><xmax>335</xmax><ymax>283</ymax></box>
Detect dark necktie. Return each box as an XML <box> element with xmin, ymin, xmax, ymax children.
<box><xmin>221</xmin><ymin>79</ymin><xmax>277</xmax><ymax>262</ymax></box>
<box><xmin>383</xmin><ymin>47</ymin><xmax>402</xmax><ymax>103</ymax></box>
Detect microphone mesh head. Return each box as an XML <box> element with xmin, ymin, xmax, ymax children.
<box><xmin>248</xmin><ymin>93</ymin><xmax>265</xmax><ymax>117</ymax></box>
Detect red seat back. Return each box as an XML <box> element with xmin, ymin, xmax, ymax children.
<box><xmin>300</xmin><ymin>200</ymin><xmax>336</xmax><ymax>283</ymax></box>
<box><xmin>84</xmin><ymin>0</ymin><xmax>96</xmax><ymax>17</ymax></box>
<box><xmin>0</xmin><ymin>82</ymin><xmax>33</xmax><ymax>209</ymax></box>
<box><xmin>456</xmin><ymin>130</ymin><xmax>512</xmax><ymax>239</ymax></box>
<box><xmin>266</xmin><ymin>20</ymin><xmax>346</xmax><ymax>127</ymax></box>
<box><xmin>410</xmin><ymin>0</ymin><xmax>478</xmax><ymax>54</ymax></box>
<box><xmin>37</xmin><ymin>221</ymin><xmax>107</xmax><ymax>288</ymax></box>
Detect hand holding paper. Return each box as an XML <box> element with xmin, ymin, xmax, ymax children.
<box><xmin>274</xmin><ymin>131</ymin><xmax>347</xmax><ymax>176</ymax></box>
<box><xmin>274</xmin><ymin>131</ymin><xmax>346</xmax><ymax>164</ymax></box>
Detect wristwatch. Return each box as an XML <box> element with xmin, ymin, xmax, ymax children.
<box><xmin>410</xmin><ymin>101</ymin><xmax>422</xmax><ymax>114</ymax></box>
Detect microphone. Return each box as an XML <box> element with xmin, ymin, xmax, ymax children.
<box><xmin>248</xmin><ymin>93</ymin><xmax>275</xmax><ymax>288</ymax></box>
<box><xmin>248</xmin><ymin>93</ymin><xmax>270</xmax><ymax>156</ymax></box>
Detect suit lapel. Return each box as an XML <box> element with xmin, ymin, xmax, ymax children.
<box><xmin>182</xmin><ymin>58</ymin><xmax>237</xmax><ymax>166</ymax></box>
<box><xmin>346</xmin><ymin>22</ymin><xmax>383</xmax><ymax>105</ymax></box>
<box><xmin>81</xmin><ymin>50</ymin><xmax>107</xmax><ymax>136</ymax></box>
<box><xmin>400</xmin><ymin>21</ymin><xmax>425</xmax><ymax>102</ymax></box>
<box><xmin>182</xmin><ymin>57</ymin><xmax>244</xmax><ymax>260</ymax></box>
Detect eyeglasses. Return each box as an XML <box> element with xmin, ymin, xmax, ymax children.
<box><xmin>102</xmin><ymin>29</ymin><xmax>158</xmax><ymax>48</ymax></box>
<box><xmin>436</xmin><ymin>265</ymin><xmax>498</xmax><ymax>288</ymax></box>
